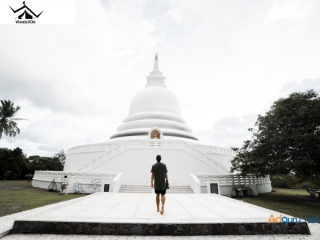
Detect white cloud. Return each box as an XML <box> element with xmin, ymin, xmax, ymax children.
<box><xmin>1</xmin><ymin>0</ymin><xmax>320</xmax><ymax>157</ymax></box>
<box><xmin>195</xmin><ymin>115</ymin><xmax>257</xmax><ymax>149</ymax></box>
<box><xmin>267</xmin><ymin>0</ymin><xmax>320</xmax><ymax>23</ymax></box>
<box><xmin>279</xmin><ymin>77</ymin><xmax>320</xmax><ymax>97</ymax></box>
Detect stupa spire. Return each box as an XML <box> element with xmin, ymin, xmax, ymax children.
<box><xmin>146</xmin><ymin>52</ymin><xmax>166</xmax><ymax>87</ymax></box>
<box><xmin>149</xmin><ymin>53</ymin><xmax>163</xmax><ymax>76</ymax></box>
<box><xmin>153</xmin><ymin>53</ymin><xmax>159</xmax><ymax>71</ymax></box>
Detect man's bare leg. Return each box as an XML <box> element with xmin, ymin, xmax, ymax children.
<box><xmin>160</xmin><ymin>194</ymin><xmax>166</xmax><ymax>215</ymax></box>
<box><xmin>156</xmin><ymin>194</ymin><xmax>160</xmax><ymax>212</ymax></box>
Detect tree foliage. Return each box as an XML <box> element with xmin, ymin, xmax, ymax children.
<box><xmin>231</xmin><ymin>89</ymin><xmax>320</xmax><ymax>181</ymax></box>
<box><xmin>54</xmin><ymin>149</ymin><xmax>66</xmax><ymax>166</ymax></box>
<box><xmin>0</xmin><ymin>100</ymin><xmax>27</xmax><ymax>139</ymax></box>
<box><xmin>28</xmin><ymin>155</ymin><xmax>64</xmax><ymax>173</ymax></box>
<box><xmin>0</xmin><ymin>147</ymin><xmax>28</xmax><ymax>180</ymax></box>
<box><xmin>0</xmin><ymin>147</ymin><xmax>65</xmax><ymax>180</ymax></box>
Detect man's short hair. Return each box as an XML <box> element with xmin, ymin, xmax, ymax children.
<box><xmin>156</xmin><ymin>155</ymin><xmax>161</xmax><ymax>162</ymax></box>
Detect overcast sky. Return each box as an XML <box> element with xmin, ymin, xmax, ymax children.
<box><xmin>1</xmin><ymin>0</ymin><xmax>320</xmax><ymax>157</ymax></box>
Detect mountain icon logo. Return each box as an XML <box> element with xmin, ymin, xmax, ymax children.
<box><xmin>9</xmin><ymin>1</ymin><xmax>43</xmax><ymax>23</ymax></box>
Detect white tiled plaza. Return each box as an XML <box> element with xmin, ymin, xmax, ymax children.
<box><xmin>1</xmin><ymin>193</ymin><xmax>320</xmax><ymax>240</ymax></box>
<box><xmin>14</xmin><ymin>193</ymin><xmax>290</xmax><ymax>223</ymax></box>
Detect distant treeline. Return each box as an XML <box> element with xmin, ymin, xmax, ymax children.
<box><xmin>0</xmin><ymin>147</ymin><xmax>65</xmax><ymax>180</ymax></box>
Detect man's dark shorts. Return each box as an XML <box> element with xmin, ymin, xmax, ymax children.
<box><xmin>155</xmin><ymin>189</ymin><xmax>166</xmax><ymax>195</ymax></box>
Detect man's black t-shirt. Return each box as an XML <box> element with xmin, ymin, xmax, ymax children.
<box><xmin>151</xmin><ymin>162</ymin><xmax>168</xmax><ymax>190</ymax></box>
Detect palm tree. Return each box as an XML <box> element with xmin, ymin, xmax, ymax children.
<box><xmin>0</xmin><ymin>100</ymin><xmax>27</xmax><ymax>139</ymax></box>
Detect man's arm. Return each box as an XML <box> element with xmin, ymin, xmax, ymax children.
<box><xmin>151</xmin><ymin>173</ymin><xmax>154</xmax><ymax>188</ymax></box>
<box><xmin>165</xmin><ymin>173</ymin><xmax>169</xmax><ymax>185</ymax></box>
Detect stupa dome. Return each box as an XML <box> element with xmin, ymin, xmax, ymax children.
<box><xmin>129</xmin><ymin>86</ymin><xmax>181</xmax><ymax>116</ymax></box>
<box><xmin>110</xmin><ymin>53</ymin><xmax>198</xmax><ymax>140</ymax></box>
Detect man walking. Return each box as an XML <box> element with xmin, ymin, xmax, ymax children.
<box><xmin>151</xmin><ymin>155</ymin><xmax>169</xmax><ymax>215</ymax></box>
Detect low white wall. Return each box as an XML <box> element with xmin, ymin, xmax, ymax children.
<box><xmin>32</xmin><ymin>171</ymin><xmax>121</xmax><ymax>194</ymax></box>
<box><xmin>192</xmin><ymin>173</ymin><xmax>272</xmax><ymax>196</ymax></box>
<box><xmin>189</xmin><ymin>174</ymin><xmax>201</xmax><ymax>194</ymax></box>
<box><xmin>215</xmin><ymin>183</ymin><xmax>272</xmax><ymax>196</ymax></box>
<box><xmin>112</xmin><ymin>172</ymin><xmax>123</xmax><ymax>193</ymax></box>
<box><xmin>256</xmin><ymin>182</ymin><xmax>273</xmax><ymax>193</ymax></box>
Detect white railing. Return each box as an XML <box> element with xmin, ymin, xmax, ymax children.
<box><xmin>77</xmin><ymin>139</ymin><xmax>229</xmax><ymax>173</ymax></box>
<box><xmin>182</xmin><ymin>141</ymin><xmax>229</xmax><ymax>173</ymax></box>
<box><xmin>67</xmin><ymin>142</ymin><xmax>123</xmax><ymax>155</ymax></box>
<box><xmin>195</xmin><ymin>173</ymin><xmax>271</xmax><ymax>186</ymax></box>
<box><xmin>112</xmin><ymin>173</ymin><xmax>123</xmax><ymax>193</ymax></box>
<box><xmin>190</xmin><ymin>174</ymin><xmax>201</xmax><ymax>194</ymax></box>
<box><xmin>33</xmin><ymin>171</ymin><xmax>122</xmax><ymax>194</ymax></box>
<box><xmin>193</xmin><ymin>144</ymin><xmax>236</xmax><ymax>156</ymax></box>
<box><xmin>77</xmin><ymin>141</ymin><xmax>130</xmax><ymax>171</ymax></box>
<box><xmin>33</xmin><ymin>171</ymin><xmax>120</xmax><ymax>185</ymax></box>
<box><xmin>68</xmin><ymin>140</ymin><xmax>236</xmax><ymax>157</ymax></box>
<box><xmin>130</xmin><ymin>108</ymin><xmax>180</xmax><ymax>116</ymax></box>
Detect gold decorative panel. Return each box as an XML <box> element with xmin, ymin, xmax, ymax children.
<box><xmin>151</xmin><ymin>130</ymin><xmax>160</xmax><ymax>139</ymax></box>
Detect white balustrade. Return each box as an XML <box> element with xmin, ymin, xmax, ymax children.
<box><xmin>33</xmin><ymin>171</ymin><xmax>120</xmax><ymax>183</ymax></box>
<box><xmin>67</xmin><ymin>142</ymin><xmax>124</xmax><ymax>155</ymax></box>
<box><xmin>194</xmin><ymin>173</ymin><xmax>271</xmax><ymax>186</ymax></box>
<box><xmin>112</xmin><ymin>173</ymin><xmax>123</xmax><ymax>193</ymax></box>
<box><xmin>189</xmin><ymin>174</ymin><xmax>201</xmax><ymax>194</ymax></box>
<box><xmin>194</xmin><ymin>144</ymin><xmax>236</xmax><ymax>156</ymax></box>
<box><xmin>33</xmin><ymin>170</ymin><xmax>121</xmax><ymax>193</ymax></box>
<box><xmin>189</xmin><ymin>173</ymin><xmax>271</xmax><ymax>195</ymax></box>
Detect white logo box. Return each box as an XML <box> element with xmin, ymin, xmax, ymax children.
<box><xmin>0</xmin><ymin>0</ymin><xmax>75</xmax><ymax>24</ymax></box>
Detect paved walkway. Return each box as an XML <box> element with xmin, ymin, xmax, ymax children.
<box><xmin>1</xmin><ymin>193</ymin><xmax>319</xmax><ymax>240</ymax></box>
<box><xmin>13</xmin><ymin>193</ymin><xmax>292</xmax><ymax>223</ymax></box>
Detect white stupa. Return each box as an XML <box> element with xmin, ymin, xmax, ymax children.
<box><xmin>110</xmin><ymin>54</ymin><xmax>198</xmax><ymax>141</ymax></box>
<box><xmin>32</xmin><ymin>54</ymin><xmax>272</xmax><ymax>195</ymax></box>
<box><xmin>64</xmin><ymin>54</ymin><xmax>234</xmax><ymax>184</ymax></box>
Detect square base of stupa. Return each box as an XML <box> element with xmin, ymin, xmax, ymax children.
<box><xmin>10</xmin><ymin>193</ymin><xmax>310</xmax><ymax>236</ymax></box>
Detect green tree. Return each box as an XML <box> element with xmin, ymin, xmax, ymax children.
<box><xmin>231</xmin><ymin>89</ymin><xmax>320</xmax><ymax>182</ymax></box>
<box><xmin>0</xmin><ymin>148</ymin><xmax>65</xmax><ymax>179</ymax></box>
<box><xmin>54</xmin><ymin>149</ymin><xmax>66</xmax><ymax>166</ymax></box>
<box><xmin>0</xmin><ymin>147</ymin><xmax>29</xmax><ymax>180</ymax></box>
<box><xmin>28</xmin><ymin>155</ymin><xmax>64</xmax><ymax>173</ymax></box>
<box><xmin>0</xmin><ymin>100</ymin><xmax>27</xmax><ymax>139</ymax></box>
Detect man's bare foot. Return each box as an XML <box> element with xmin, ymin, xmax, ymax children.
<box><xmin>157</xmin><ymin>207</ymin><xmax>160</xmax><ymax>212</ymax></box>
<box><xmin>160</xmin><ymin>206</ymin><xmax>164</xmax><ymax>215</ymax></box>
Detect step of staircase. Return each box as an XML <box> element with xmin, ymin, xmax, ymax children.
<box><xmin>119</xmin><ymin>185</ymin><xmax>194</xmax><ymax>194</ymax></box>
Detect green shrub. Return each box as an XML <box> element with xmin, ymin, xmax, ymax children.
<box><xmin>271</xmin><ymin>174</ymin><xmax>300</xmax><ymax>189</ymax></box>
<box><xmin>271</xmin><ymin>174</ymin><xmax>320</xmax><ymax>189</ymax></box>
<box><xmin>25</xmin><ymin>174</ymin><xmax>33</xmax><ymax>182</ymax></box>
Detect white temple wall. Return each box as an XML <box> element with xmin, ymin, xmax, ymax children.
<box><xmin>207</xmin><ymin>154</ymin><xmax>233</xmax><ymax>172</ymax></box>
<box><xmin>89</xmin><ymin>148</ymin><xmax>222</xmax><ymax>185</ymax></box>
<box><xmin>64</xmin><ymin>151</ymin><xmax>104</xmax><ymax>171</ymax></box>
<box><xmin>256</xmin><ymin>182</ymin><xmax>273</xmax><ymax>193</ymax></box>
<box><xmin>208</xmin><ymin>183</ymin><xmax>272</xmax><ymax>196</ymax></box>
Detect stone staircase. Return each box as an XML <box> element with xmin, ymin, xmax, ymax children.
<box><xmin>119</xmin><ymin>184</ymin><xmax>194</xmax><ymax>194</ymax></box>
<box><xmin>167</xmin><ymin>185</ymin><xmax>194</xmax><ymax>194</ymax></box>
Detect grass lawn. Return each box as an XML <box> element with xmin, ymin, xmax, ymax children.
<box><xmin>0</xmin><ymin>180</ymin><xmax>84</xmax><ymax>217</ymax></box>
<box><xmin>238</xmin><ymin>187</ymin><xmax>320</xmax><ymax>219</ymax></box>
